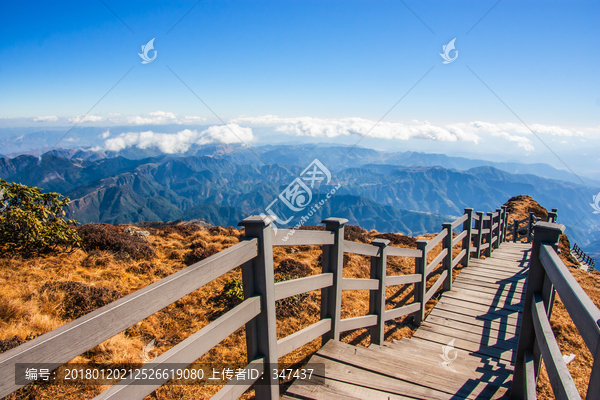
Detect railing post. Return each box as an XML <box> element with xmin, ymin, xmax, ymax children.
<box><xmin>511</xmin><ymin>222</ymin><xmax>564</xmax><ymax>400</ymax></box>
<box><xmin>527</xmin><ymin>212</ymin><xmax>535</xmax><ymax>243</ymax></box>
<box><xmin>369</xmin><ymin>238</ymin><xmax>389</xmax><ymax>346</ymax></box>
<box><xmin>414</xmin><ymin>240</ymin><xmax>428</xmax><ymax>325</ymax></box>
<box><xmin>501</xmin><ymin>206</ymin><xmax>508</xmax><ymax>243</ymax></box>
<box><xmin>475</xmin><ymin>211</ymin><xmax>484</xmax><ymax>258</ymax></box>
<box><xmin>588</xmin><ymin>328</ymin><xmax>600</xmax><ymax>399</ymax></box>
<box><xmin>461</xmin><ymin>208</ymin><xmax>473</xmax><ymax>268</ymax></box>
<box><xmin>320</xmin><ymin>217</ymin><xmax>348</xmax><ymax>344</ymax></box>
<box><xmin>486</xmin><ymin>212</ymin><xmax>493</xmax><ymax>257</ymax></box>
<box><xmin>548</xmin><ymin>208</ymin><xmax>558</xmax><ymax>223</ymax></box>
<box><xmin>494</xmin><ymin>208</ymin><xmax>502</xmax><ymax>249</ymax></box>
<box><xmin>238</xmin><ymin>216</ymin><xmax>279</xmax><ymax>400</ymax></box>
<box><xmin>442</xmin><ymin>222</ymin><xmax>453</xmax><ymax>291</ymax></box>
<box><xmin>513</xmin><ymin>219</ymin><xmax>518</xmax><ymax>243</ymax></box>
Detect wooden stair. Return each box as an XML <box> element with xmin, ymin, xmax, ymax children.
<box><xmin>283</xmin><ymin>242</ymin><xmax>531</xmax><ymax>399</ymax></box>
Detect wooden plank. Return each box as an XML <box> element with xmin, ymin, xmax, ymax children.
<box><xmin>461</xmin><ymin>266</ymin><xmax>527</xmax><ymax>279</ymax></box>
<box><xmin>93</xmin><ymin>297</ymin><xmax>261</xmax><ymax>400</ymax></box>
<box><xmin>413</xmin><ymin>330</ymin><xmax>515</xmax><ymax>363</ymax></box>
<box><xmin>436</xmin><ymin>300</ymin><xmax>521</xmax><ymax>325</ymax></box>
<box><xmin>419</xmin><ymin>323</ymin><xmax>517</xmax><ymax>350</ymax></box>
<box><xmin>384</xmin><ymin>302</ymin><xmax>421</xmax><ymax>321</ymax></box>
<box><xmin>274</xmin><ymin>273</ymin><xmax>333</xmax><ymax>301</ymax></box>
<box><xmin>343</xmin><ymin>240</ymin><xmax>380</xmax><ymax>257</ymax></box>
<box><xmin>438</xmin><ymin>297</ymin><xmax>522</xmax><ymax>316</ymax></box>
<box><xmin>339</xmin><ymin>314</ymin><xmax>377</xmax><ymax>332</ymax></box>
<box><xmin>453</xmin><ymin>277</ymin><xmax>525</xmax><ymax>293</ymax></box>
<box><xmin>211</xmin><ymin>358</ymin><xmax>264</xmax><ymax>400</ymax></box>
<box><xmin>0</xmin><ymin>239</ymin><xmax>259</xmax><ymax>399</ymax></box>
<box><xmin>315</xmin><ymin>341</ymin><xmax>508</xmax><ymax>399</ymax></box>
<box><xmin>425</xmin><ymin>314</ymin><xmax>519</xmax><ymax>337</ymax></box>
<box><xmin>342</xmin><ymin>277</ymin><xmax>379</xmax><ymax>291</ymax></box>
<box><xmin>272</xmin><ymin>229</ymin><xmax>335</xmax><ymax>246</ymax></box>
<box><xmin>480</xmin><ymin>243</ymin><xmax>490</xmax><ymax>250</ymax></box>
<box><xmin>449</xmin><ymin>285</ymin><xmax>525</xmax><ymax>305</ymax></box>
<box><xmin>367</xmin><ymin>345</ymin><xmax>512</xmax><ymax>390</ymax></box>
<box><xmin>426</xmin><ymin>248</ymin><xmax>448</xmax><ymax>276</ymax></box>
<box><xmin>531</xmin><ymin>294</ymin><xmax>580</xmax><ymax>399</ymax></box>
<box><xmin>459</xmin><ymin>269</ymin><xmax>525</xmax><ymax>283</ymax></box>
<box><xmin>377</xmin><ymin>340</ymin><xmax>513</xmax><ymax>379</ymax></box>
<box><xmin>425</xmin><ymin>270</ymin><xmax>448</xmax><ymax>302</ymax></box>
<box><xmin>386</xmin><ymin>245</ymin><xmax>422</xmax><ymax>258</ymax></box>
<box><xmin>452</xmin><ymin>230</ymin><xmax>468</xmax><ymax>247</ymax></box>
<box><xmin>452</xmin><ymin>280</ymin><xmax>525</xmax><ymax>298</ymax></box>
<box><xmin>452</xmin><ymin>213</ymin><xmax>469</xmax><ymax>229</ymax></box>
<box><xmin>460</xmin><ymin>264</ymin><xmax>527</xmax><ymax>278</ymax></box>
<box><xmin>277</xmin><ymin>319</ymin><xmax>331</xmax><ymax>357</ymax></box>
<box><xmin>386</xmin><ymin>274</ymin><xmax>421</xmax><ymax>286</ymax></box>
<box><xmin>453</xmin><ymin>276</ymin><xmax>525</xmax><ymax>293</ymax></box>
<box><xmin>441</xmin><ymin>289</ymin><xmax>523</xmax><ymax>311</ymax></box>
<box><xmin>426</xmin><ymin>230</ymin><xmax>447</xmax><ymax>252</ymax></box>
<box><xmin>285</xmin><ymin>373</ymin><xmax>412</xmax><ymax>400</ymax></box>
<box><xmin>467</xmin><ymin>260</ymin><xmax>528</xmax><ymax>273</ymax></box>
<box><xmin>390</xmin><ymin>338</ymin><xmax>514</xmax><ymax>372</ymax></box>
<box><xmin>452</xmin><ymin>248</ymin><xmax>467</xmax><ymax>268</ymax></box>
<box><xmin>540</xmin><ymin>244</ymin><xmax>600</xmax><ymax>353</ymax></box>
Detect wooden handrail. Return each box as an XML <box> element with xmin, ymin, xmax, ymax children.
<box><xmin>512</xmin><ymin>220</ymin><xmax>598</xmax><ymax>400</ymax></box>
<box><xmin>0</xmin><ymin>239</ymin><xmax>259</xmax><ymax>398</ymax></box>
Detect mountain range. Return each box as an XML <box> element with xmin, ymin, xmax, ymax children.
<box><xmin>1</xmin><ymin>144</ymin><xmax>598</xmax><ymax>256</ymax></box>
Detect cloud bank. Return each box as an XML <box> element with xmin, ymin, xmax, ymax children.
<box><xmin>231</xmin><ymin>115</ymin><xmax>593</xmax><ymax>152</ymax></box>
<box><xmin>100</xmin><ymin>124</ymin><xmax>254</xmax><ymax>153</ymax></box>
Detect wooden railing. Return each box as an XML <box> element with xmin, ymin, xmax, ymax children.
<box><xmin>572</xmin><ymin>243</ymin><xmax>596</xmax><ymax>271</ymax></box>
<box><xmin>507</xmin><ymin>208</ymin><xmax>556</xmax><ymax>244</ymax></box>
<box><xmin>512</xmin><ymin>222</ymin><xmax>600</xmax><ymax>400</ymax></box>
<box><xmin>0</xmin><ymin>206</ymin><xmax>515</xmax><ymax>400</ymax></box>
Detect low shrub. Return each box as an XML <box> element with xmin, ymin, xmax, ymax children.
<box><xmin>373</xmin><ymin>232</ymin><xmax>417</xmax><ymax>248</ymax></box>
<box><xmin>39</xmin><ymin>281</ymin><xmax>122</xmax><ymax>320</ymax></box>
<box><xmin>0</xmin><ymin>180</ymin><xmax>82</xmax><ymax>257</ymax></box>
<box><xmin>77</xmin><ymin>224</ymin><xmax>156</xmax><ymax>260</ymax></box>
<box><xmin>275</xmin><ymin>258</ymin><xmax>312</xmax><ymax>277</ymax></box>
<box><xmin>183</xmin><ymin>246</ymin><xmax>219</xmax><ymax>265</ymax></box>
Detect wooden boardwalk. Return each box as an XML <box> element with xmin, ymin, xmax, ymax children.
<box><xmin>284</xmin><ymin>242</ymin><xmax>532</xmax><ymax>400</ymax></box>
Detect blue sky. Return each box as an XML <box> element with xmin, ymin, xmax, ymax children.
<box><xmin>0</xmin><ymin>0</ymin><xmax>599</xmax><ymax>170</ymax></box>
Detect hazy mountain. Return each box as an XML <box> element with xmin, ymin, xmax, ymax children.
<box><xmin>1</xmin><ymin>147</ymin><xmax>598</xmax><ymax>255</ymax></box>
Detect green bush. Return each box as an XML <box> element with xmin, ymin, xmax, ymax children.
<box><xmin>0</xmin><ymin>180</ymin><xmax>82</xmax><ymax>257</ymax></box>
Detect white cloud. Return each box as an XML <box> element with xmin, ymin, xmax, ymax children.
<box><xmin>232</xmin><ymin>115</ymin><xmax>481</xmax><ymax>143</ymax></box>
<box><xmin>33</xmin><ymin>116</ymin><xmax>58</xmax><ymax>122</ymax></box>
<box><xmin>100</xmin><ymin>130</ymin><xmax>110</xmax><ymax>139</ymax></box>
<box><xmin>233</xmin><ymin>115</ymin><xmax>600</xmax><ymax>151</ymax></box>
<box><xmin>101</xmin><ymin>124</ymin><xmax>253</xmax><ymax>153</ymax></box>
<box><xmin>68</xmin><ymin>114</ymin><xmax>104</xmax><ymax>123</ymax></box>
<box><xmin>122</xmin><ymin>111</ymin><xmax>207</xmax><ymax>125</ymax></box>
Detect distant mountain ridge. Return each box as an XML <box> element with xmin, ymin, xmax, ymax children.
<box><xmin>1</xmin><ymin>145</ymin><xmax>598</xmax><ymax>254</ymax></box>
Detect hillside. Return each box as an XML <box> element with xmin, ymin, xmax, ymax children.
<box><xmin>0</xmin><ymin>195</ymin><xmax>597</xmax><ymax>399</ymax></box>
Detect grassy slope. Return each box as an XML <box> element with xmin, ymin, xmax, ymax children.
<box><xmin>1</xmin><ymin>195</ymin><xmax>596</xmax><ymax>399</ymax></box>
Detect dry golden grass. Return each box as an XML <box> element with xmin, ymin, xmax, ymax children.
<box><xmin>0</xmin><ymin>224</ymin><xmax>460</xmax><ymax>399</ymax></box>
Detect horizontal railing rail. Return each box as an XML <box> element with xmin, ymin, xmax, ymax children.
<box><xmin>512</xmin><ymin>222</ymin><xmax>600</xmax><ymax>400</ymax></box>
